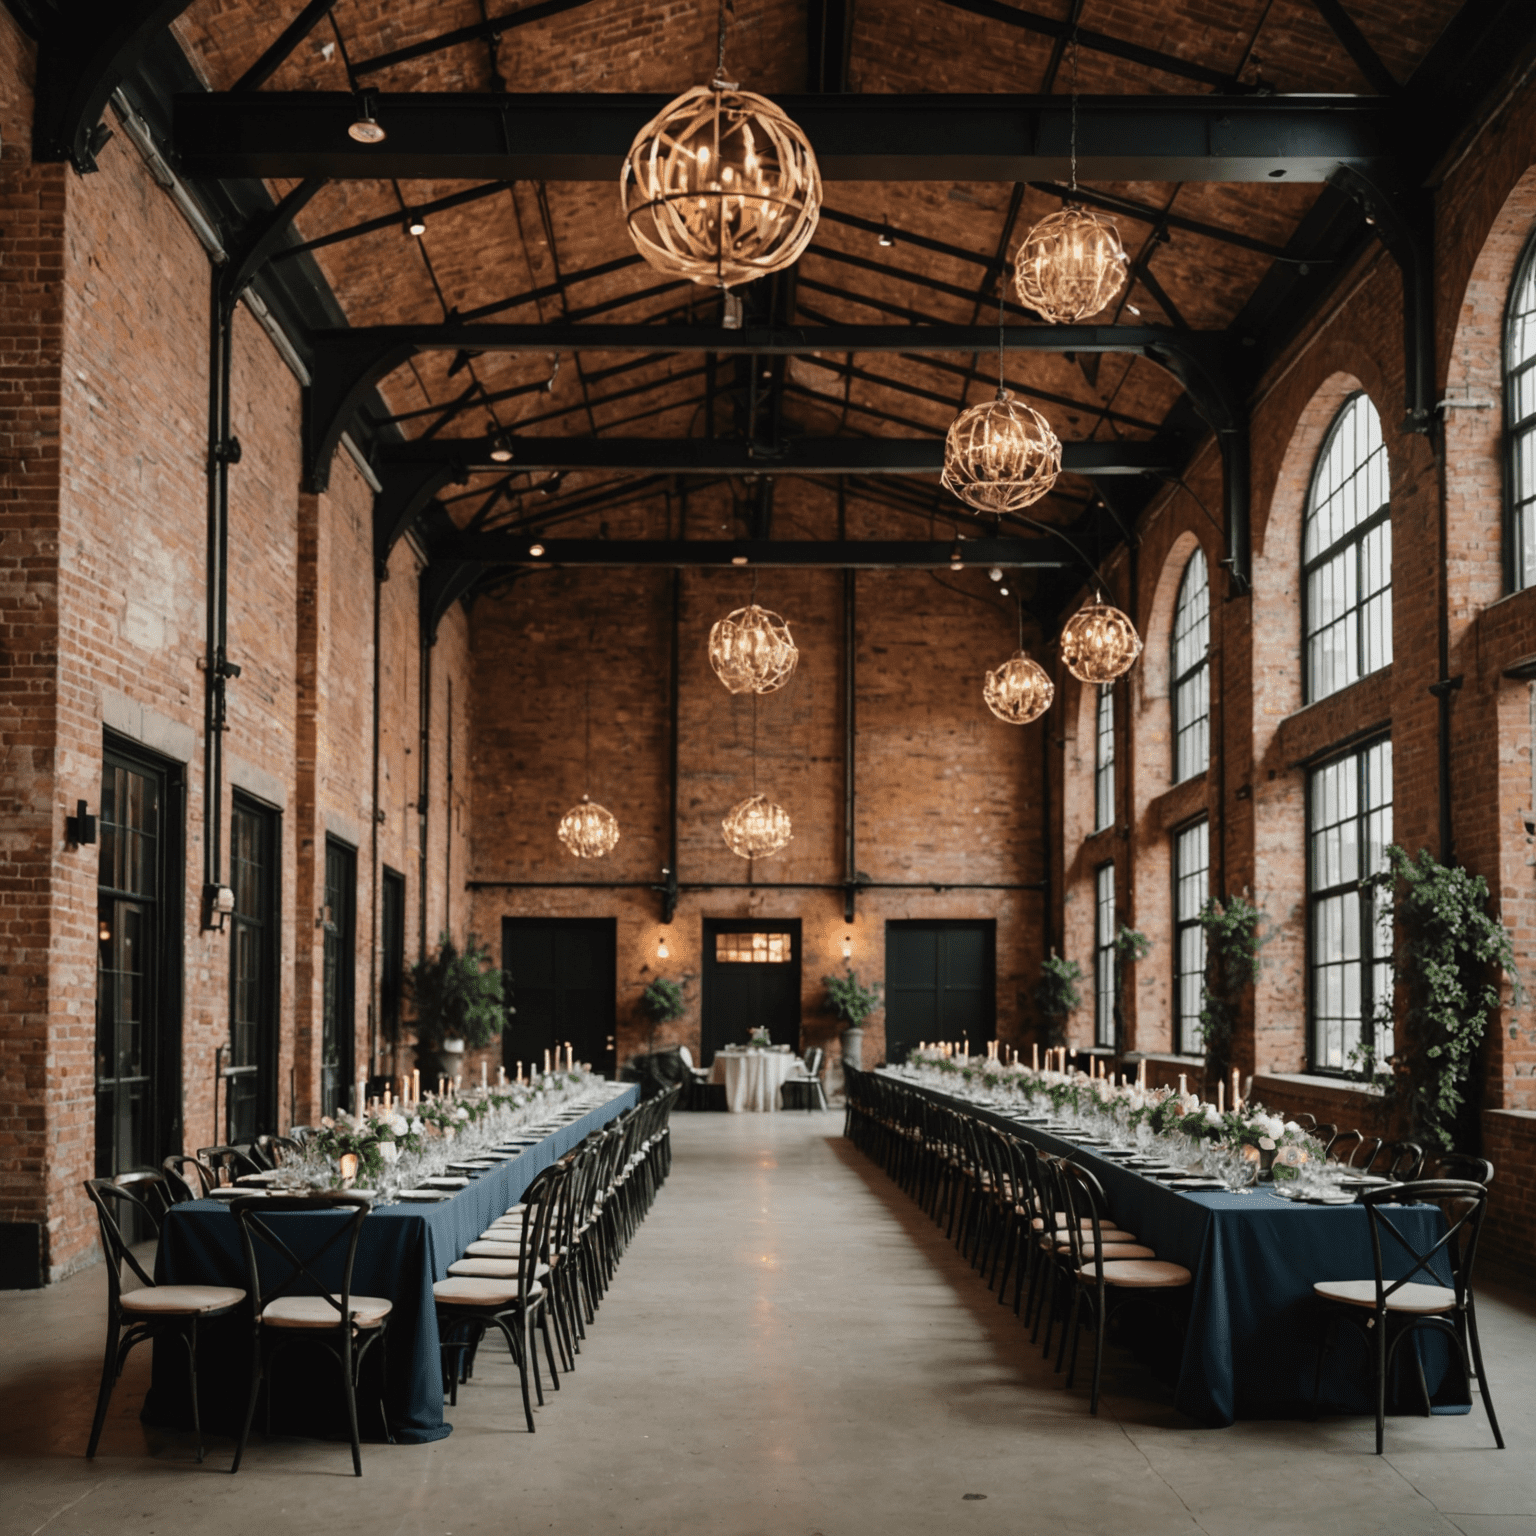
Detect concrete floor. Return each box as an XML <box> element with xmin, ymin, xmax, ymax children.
<box><xmin>2</xmin><ymin>1113</ymin><xmax>1532</xmax><ymax>1536</ymax></box>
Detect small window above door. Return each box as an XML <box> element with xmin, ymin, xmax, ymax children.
<box><xmin>715</xmin><ymin>932</ymin><xmax>793</xmax><ymax>964</ymax></box>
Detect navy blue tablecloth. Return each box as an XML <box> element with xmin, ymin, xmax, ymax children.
<box><xmin>145</xmin><ymin>1085</ymin><xmax>637</xmax><ymax>1444</ymax></box>
<box><xmin>897</xmin><ymin>1080</ymin><xmax>1466</xmax><ymax>1427</ymax></box>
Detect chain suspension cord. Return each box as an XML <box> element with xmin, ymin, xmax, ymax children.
<box><xmin>1069</xmin><ymin>32</ymin><xmax>1079</xmax><ymax>194</ymax></box>
<box><xmin>716</xmin><ymin>0</ymin><xmax>729</xmax><ymax>80</ymax></box>
<box><xmin>584</xmin><ymin>621</ymin><xmax>596</xmax><ymax>793</ymax></box>
<box><xmin>997</xmin><ymin>284</ymin><xmax>1007</xmax><ymax>398</ymax></box>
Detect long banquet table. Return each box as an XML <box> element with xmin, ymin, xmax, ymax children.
<box><xmin>885</xmin><ymin>1074</ymin><xmax>1466</xmax><ymax>1427</ymax></box>
<box><xmin>143</xmin><ymin>1083</ymin><xmax>639</xmax><ymax>1444</ymax></box>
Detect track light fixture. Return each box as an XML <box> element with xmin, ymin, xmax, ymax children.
<box><xmin>489</xmin><ymin>434</ymin><xmax>514</xmax><ymax>463</ymax></box>
<box><xmin>347</xmin><ymin>93</ymin><xmax>385</xmax><ymax>144</ymax></box>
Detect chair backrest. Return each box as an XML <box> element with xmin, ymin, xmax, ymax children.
<box><xmin>1386</xmin><ymin>1140</ymin><xmax>1426</xmax><ymax>1181</ymax></box>
<box><xmin>510</xmin><ymin>1163</ymin><xmax>566</xmax><ymax>1302</ymax></box>
<box><xmin>1432</xmin><ymin>1152</ymin><xmax>1495</xmax><ymax>1186</ymax></box>
<box><xmin>84</xmin><ymin>1179</ymin><xmax>162</xmax><ymax>1305</ymax></box>
<box><xmin>1312</xmin><ymin>1122</ymin><xmax>1337</xmax><ymax>1148</ymax></box>
<box><xmin>1351</xmin><ymin>1135</ymin><xmax>1384</xmax><ymax>1172</ymax></box>
<box><xmin>803</xmin><ymin>1047</ymin><xmax>824</xmax><ymax>1080</ymax></box>
<box><xmin>677</xmin><ymin>1045</ymin><xmax>695</xmax><ymax>1070</ymax></box>
<box><xmin>288</xmin><ymin>1125</ymin><xmax>317</xmax><ymax>1145</ymax></box>
<box><xmin>1293</xmin><ymin>1112</ymin><xmax>1317</xmax><ymax>1131</ymax></box>
<box><xmin>1058</xmin><ymin>1160</ymin><xmax>1113</xmax><ymax>1279</ymax></box>
<box><xmin>162</xmin><ymin>1153</ymin><xmax>215</xmax><ymax>1202</ymax></box>
<box><xmin>254</xmin><ymin>1133</ymin><xmax>303</xmax><ymax>1170</ymax></box>
<box><xmin>231</xmin><ymin>1193</ymin><xmax>372</xmax><ymax>1330</ymax></box>
<box><xmin>1324</xmin><ymin>1128</ymin><xmax>1361</xmax><ymax>1162</ymax></box>
<box><xmin>112</xmin><ymin>1168</ymin><xmax>175</xmax><ymax>1219</ymax></box>
<box><xmin>197</xmin><ymin>1144</ymin><xmax>263</xmax><ymax>1184</ymax></box>
<box><xmin>1360</xmin><ymin>1180</ymin><xmax>1488</xmax><ymax>1311</ymax></box>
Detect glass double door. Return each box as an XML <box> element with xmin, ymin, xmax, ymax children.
<box><xmin>95</xmin><ymin>746</ymin><xmax>181</xmax><ymax>1179</ymax></box>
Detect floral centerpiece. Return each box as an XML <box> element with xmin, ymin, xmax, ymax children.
<box><xmin>748</xmin><ymin>1025</ymin><xmax>773</xmax><ymax>1048</ymax></box>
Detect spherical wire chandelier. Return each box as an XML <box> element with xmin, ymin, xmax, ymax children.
<box><xmin>558</xmin><ymin>795</ymin><xmax>621</xmax><ymax>859</ymax></box>
<box><xmin>1011</xmin><ymin>39</ymin><xmax>1130</xmax><ymax>325</ymax></box>
<box><xmin>620</xmin><ymin>5</ymin><xmax>820</xmax><ymax>290</ymax></box>
<box><xmin>943</xmin><ymin>388</ymin><xmax>1062</xmax><ymax>513</ymax></box>
<box><xmin>1060</xmin><ymin>596</ymin><xmax>1144</xmax><ymax>683</ymax></box>
<box><xmin>721</xmin><ymin>793</ymin><xmax>793</xmax><ymax>859</ymax></box>
<box><xmin>708</xmin><ymin>601</ymin><xmax>798</xmax><ymax>694</ymax></box>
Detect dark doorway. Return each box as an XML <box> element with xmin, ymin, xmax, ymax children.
<box><xmin>884</xmin><ymin>921</ymin><xmax>996</xmax><ymax>1064</ymax></box>
<box><xmin>95</xmin><ymin>737</ymin><xmax>183</xmax><ymax>1184</ymax></box>
<box><xmin>701</xmin><ymin>918</ymin><xmax>802</xmax><ymax>1063</ymax></box>
<box><xmin>321</xmin><ymin>838</ymin><xmax>357</xmax><ymax>1117</ymax></box>
<box><xmin>501</xmin><ymin>919</ymin><xmax>617</xmax><ymax>1078</ymax></box>
<box><xmin>227</xmin><ymin>793</ymin><xmax>279</xmax><ymax>1143</ymax></box>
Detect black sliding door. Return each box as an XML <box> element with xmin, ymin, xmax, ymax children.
<box><xmin>884</xmin><ymin>921</ymin><xmax>995</xmax><ymax>1063</ymax></box>
<box><xmin>701</xmin><ymin>919</ymin><xmax>802</xmax><ymax>1063</ymax></box>
<box><xmin>321</xmin><ymin>838</ymin><xmax>357</xmax><ymax>1117</ymax></box>
<box><xmin>227</xmin><ymin>794</ymin><xmax>279</xmax><ymax>1143</ymax></box>
<box><xmin>96</xmin><ymin>739</ymin><xmax>183</xmax><ymax>1180</ymax></box>
<box><xmin>502</xmin><ymin>919</ymin><xmax>616</xmax><ymax>1078</ymax></box>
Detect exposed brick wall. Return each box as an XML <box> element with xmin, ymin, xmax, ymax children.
<box><xmin>1481</xmin><ymin>1110</ymin><xmax>1536</xmax><ymax>1276</ymax></box>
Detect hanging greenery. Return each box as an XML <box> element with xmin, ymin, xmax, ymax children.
<box><xmin>640</xmin><ymin>977</ymin><xmax>687</xmax><ymax>1025</ymax></box>
<box><xmin>1111</xmin><ymin>926</ymin><xmax>1152</xmax><ymax>1054</ymax></box>
<box><xmin>408</xmin><ymin>932</ymin><xmax>508</xmax><ymax>1050</ymax></box>
<box><xmin>823</xmin><ymin>969</ymin><xmax>883</xmax><ymax>1027</ymax></box>
<box><xmin>1033</xmin><ymin>950</ymin><xmax>1083</xmax><ymax>1047</ymax></box>
<box><xmin>1197</xmin><ymin>892</ymin><xmax>1268</xmax><ymax>1085</ymax></box>
<box><xmin>1366</xmin><ymin>845</ymin><xmax>1520</xmax><ymax>1151</ymax></box>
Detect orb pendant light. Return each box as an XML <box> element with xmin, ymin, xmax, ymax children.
<box><xmin>1060</xmin><ymin>599</ymin><xmax>1143</xmax><ymax>683</ymax></box>
<box><xmin>983</xmin><ymin>651</ymin><xmax>1055</xmax><ymax>724</ymax></box>
<box><xmin>558</xmin><ymin>795</ymin><xmax>620</xmax><ymax>859</ymax></box>
<box><xmin>620</xmin><ymin>80</ymin><xmax>821</xmax><ymax>290</ymax></box>
<box><xmin>722</xmin><ymin>793</ymin><xmax>792</xmax><ymax>859</ymax></box>
<box><xmin>708</xmin><ymin>603</ymin><xmax>798</xmax><ymax>694</ymax></box>
<box><xmin>1013</xmin><ymin>206</ymin><xmax>1130</xmax><ymax>324</ymax></box>
<box><xmin>943</xmin><ymin>389</ymin><xmax>1062</xmax><ymax>513</ymax></box>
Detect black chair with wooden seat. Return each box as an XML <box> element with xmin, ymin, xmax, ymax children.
<box><xmin>435</xmin><ymin>1163</ymin><xmax>564</xmax><ymax>1433</ymax></box>
<box><xmin>197</xmin><ymin>1144</ymin><xmax>264</xmax><ymax>1185</ymax></box>
<box><xmin>112</xmin><ymin>1168</ymin><xmax>177</xmax><ymax>1219</ymax></box>
<box><xmin>1350</xmin><ymin>1135</ymin><xmax>1385</xmax><ymax>1172</ymax></box>
<box><xmin>83</xmin><ymin>1177</ymin><xmax>245</xmax><ymax>1463</ymax></box>
<box><xmin>1385</xmin><ymin>1140</ymin><xmax>1427</xmax><ymax>1181</ymax></box>
<box><xmin>1059</xmin><ymin>1161</ymin><xmax>1192</xmax><ymax>1415</ymax></box>
<box><xmin>253</xmin><ymin>1133</ymin><xmax>303</xmax><ymax>1170</ymax></box>
<box><xmin>229</xmin><ymin>1193</ymin><xmax>393</xmax><ymax>1476</ymax></box>
<box><xmin>161</xmin><ymin>1153</ymin><xmax>215</xmax><ymax>1203</ymax></box>
<box><xmin>781</xmin><ymin>1048</ymin><xmax>829</xmax><ymax>1112</ymax></box>
<box><xmin>1432</xmin><ymin>1152</ymin><xmax>1495</xmax><ymax>1185</ymax></box>
<box><xmin>1312</xmin><ymin>1179</ymin><xmax>1503</xmax><ymax>1454</ymax></box>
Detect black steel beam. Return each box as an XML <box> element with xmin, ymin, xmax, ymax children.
<box><xmin>303</xmin><ymin>320</ymin><xmax>1219</xmax><ymax>490</ymax></box>
<box><xmin>433</xmin><ymin>536</ymin><xmax>1069</xmax><ymax>569</ymax></box>
<box><xmin>173</xmin><ymin>93</ymin><xmax>1397</xmax><ymax>184</ymax></box>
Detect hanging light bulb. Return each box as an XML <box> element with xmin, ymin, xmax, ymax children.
<box><xmin>557</xmin><ymin>796</ymin><xmax>620</xmax><ymax>859</ymax></box>
<box><xmin>943</xmin><ymin>389</ymin><xmax>1062</xmax><ymax>513</ymax></box>
<box><xmin>1013</xmin><ymin>206</ymin><xmax>1130</xmax><ymax>324</ymax></box>
<box><xmin>708</xmin><ymin>603</ymin><xmax>798</xmax><ymax>694</ymax></box>
<box><xmin>983</xmin><ymin>651</ymin><xmax>1055</xmax><ymax>724</ymax></box>
<box><xmin>1060</xmin><ymin>597</ymin><xmax>1143</xmax><ymax>683</ymax></box>
<box><xmin>620</xmin><ymin>78</ymin><xmax>821</xmax><ymax>289</ymax></box>
<box><xmin>721</xmin><ymin>793</ymin><xmax>792</xmax><ymax>859</ymax></box>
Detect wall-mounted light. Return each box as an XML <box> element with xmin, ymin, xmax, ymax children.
<box><xmin>878</xmin><ymin>217</ymin><xmax>895</xmax><ymax>248</ymax></box>
<box><xmin>949</xmin><ymin>540</ymin><xmax>964</xmax><ymax>571</ymax></box>
<box><xmin>65</xmin><ymin>799</ymin><xmax>97</xmax><ymax>845</ymax></box>
<box><xmin>98</xmin><ymin>918</ymin><xmax>112</xmax><ymax>944</ymax></box>
<box><xmin>842</xmin><ymin>934</ymin><xmax>852</xmax><ymax>961</ymax></box>
<box><xmin>657</xmin><ymin>935</ymin><xmax>670</xmax><ymax>960</ymax></box>
<box><xmin>205</xmin><ymin>883</ymin><xmax>236</xmax><ymax>934</ymax></box>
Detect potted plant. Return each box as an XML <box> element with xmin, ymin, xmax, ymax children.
<box><xmin>408</xmin><ymin>932</ymin><xmax>508</xmax><ymax>1087</ymax></box>
<box><xmin>823</xmin><ymin>968</ymin><xmax>882</xmax><ymax>1070</ymax></box>
<box><xmin>639</xmin><ymin>976</ymin><xmax>687</xmax><ymax>1053</ymax></box>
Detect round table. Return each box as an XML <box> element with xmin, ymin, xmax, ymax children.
<box><xmin>709</xmin><ymin>1050</ymin><xmax>800</xmax><ymax>1112</ymax></box>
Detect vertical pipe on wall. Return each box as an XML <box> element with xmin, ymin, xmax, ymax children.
<box><xmin>418</xmin><ymin>625</ymin><xmax>432</xmax><ymax>962</ymax></box>
<box><xmin>843</xmin><ymin>565</ymin><xmax>857</xmax><ymax>923</ymax></box>
<box><xmin>445</xmin><ymin>677</ymin><xmax>454</xmax><ymax>938</ymax></box>
<box><xmin>369</xmin><ymin>566</ymin><xmax>382</xmax><ymax>1077</ymax></box>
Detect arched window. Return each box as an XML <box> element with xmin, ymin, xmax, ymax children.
<box><xmin>1505</xmin><ymin>232</ymin><xmax>1536</xmax><ymax>589</ymax></box>
<box><xmin>1170</xmin><ymin>547</ymin><xmax>1210</xmax><ymax>781</ymax></box>
<box><xmin>1303</xmin><ymin>392</ymin><xmax>1391</xmax><ymax>702</ymax></box>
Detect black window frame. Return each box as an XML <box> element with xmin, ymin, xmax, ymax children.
<box><xmin>1305</xmin><ymin>735</ymin><xmax>1394</xmax><ymax>1075</ymax></box>
<box><xmin>227</xmin><ymin>791</ymin><xmax>281</xmax><ymax>1142</ymax></box>
<box><xmin>1093</xmin><ymin>861</ymin><xmax>1116</xmax><ymax>1049</ymax></box>
<box><xmin>1093</xmin><ymin>683</ymin><xmax>1115</xmax><ymax>833</ymax></box>
<box><xmin>1171</xmin><ymin>817</ymin><xmax>1209</xmax><ymax>1057</ymax></box>
<box><xmin>380</xmin><ymin>867</ymin><xmax>407</xmax><ymax>1049</ymax></box>
<box><xmin>1503</xmin><ymin>226</ymin><xmax>1536</xmax><ymax>593</ymax></box>
<box><xmin>321</xmin><ymin>836</ymin><xmax>357</xmax><ymax>1118</ymax></box>
<box><xmin>1301</xmin><ymin>390</ymin><xmax>1393</xmax><ymax>705</ymax></box>
<box><xmin>95</xmin><ymin>731</ymin><xmax>184</xmax><ymax>1180</ymax></box>
<box><xmin>1170</xmin><ymin>547</ymin><xmax>1211</xmax><ymax>784</ymax></box>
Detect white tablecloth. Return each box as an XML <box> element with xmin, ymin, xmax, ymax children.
<box><xmin>709</xmin><ymin>1050</ymin><xmax>800</xmax><ymax>1113</ymax></box>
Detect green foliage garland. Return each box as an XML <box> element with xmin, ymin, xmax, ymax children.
<box><xmin>408</xmin><ymin>932</ymin><xmax>508</xmax><ymax>1050</ymax></box>
<box><xmin>823</xmin><ymin>968</ymin><xmax>883</xmax><ymax>1027</ymax></box>
<box><xmin>1110</xmin><ymin>926</ymin><xmax>1152</xmax><ymax>1054</ymax></box>
<box><xmin>1033</xmin><ymin>950</ymin><xmax>1083</xmax><ymax>1046</ymax></box>
<box><xmin>1197</xmin><ymin>893</ymin><xmax>1268</xmax><ymax>1084</ymax></box>
<box><xmin>1366</xmin><ymin>845</ymin><xmax>1520</xmax><ymax>1151</ymax></box>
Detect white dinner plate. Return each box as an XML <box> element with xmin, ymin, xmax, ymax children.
<box><xmin>397</xmin><ymin>1189</ymin><xmax>451</xmax><ymax>1202</ymax></box>
<box><xmin>423</xmin><ymin>1176</ymin><xmax>470</xmax><ymax>1189</ymax></box>
<box><xmin>1168</xmin><ymin>1178</ymin><xmax>1225</xmax><ymax>1190</ymax></box>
